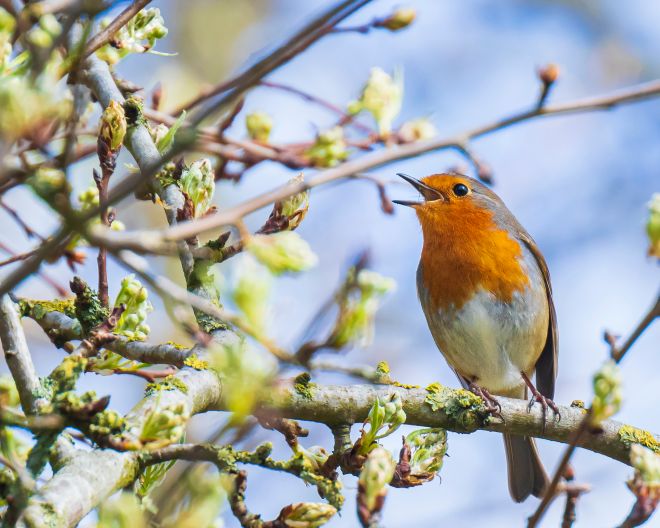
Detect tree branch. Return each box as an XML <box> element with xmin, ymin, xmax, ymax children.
<box><xmin>90</xmin><ymin>78</ymin><xmax>660</xmax><ymax>250</ymax></box>
<box><xmin>0</xmin><ymin>295</ymin><xmax>45</xmax><ymax>414</ymax></box>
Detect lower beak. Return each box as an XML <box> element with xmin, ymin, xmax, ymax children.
<box><xmin>393</xmin><ymin>173</ymin><xmax>427</xmax><ymax>207</ymax></box>
<box><xmin>392</xmin><ymin>199</ymin><xmax>420</xmax><ymax>207</ymax></box>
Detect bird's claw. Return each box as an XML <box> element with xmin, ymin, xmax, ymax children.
<box><xmin>527</xmin><ymin>392</ymin><xmax>561</xmax><ymax>426</ymax></box>
<box><xmin>469</xmin><ymin>383</ymin><xmax>504</xmax><ymax>421</ymax></box>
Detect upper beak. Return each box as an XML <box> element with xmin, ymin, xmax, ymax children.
<box><xmin>392</xmin><ymin>173</ymin><xmax>441</xmax><ymax>207</ymax></box>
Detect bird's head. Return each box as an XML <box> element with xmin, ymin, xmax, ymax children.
<box><xmin>393</xmin><ymin>173</ymin><xmax>506</xmax><ymax>232</ymax></box>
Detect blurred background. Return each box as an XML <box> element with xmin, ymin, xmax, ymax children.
<box><xmin>2</xmin><ymin>1</ymin><xmax>659</xmax><ymax>526</ymax></box>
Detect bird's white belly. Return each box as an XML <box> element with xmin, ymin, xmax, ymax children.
<box><xmin>418</xmin><ymin>285</ymin><xmax>549</xmax><ymax>396</ymax></box>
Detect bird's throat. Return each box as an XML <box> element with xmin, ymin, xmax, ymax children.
<box><xmin>418</xmin><ymin>205</ymin><xmax>530</xmax><ymax>310</ymax></box>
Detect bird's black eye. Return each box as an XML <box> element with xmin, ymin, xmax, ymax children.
<box><xmin>452</xmin><ymin>183</ymin><xmax>469</xmax><ymax>197</ymax></box>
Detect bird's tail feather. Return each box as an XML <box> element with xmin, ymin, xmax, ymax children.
<box><xmin>503</xmin><ymin>433</ymin><xmax>548</xmax><ymax>502</ymax></box>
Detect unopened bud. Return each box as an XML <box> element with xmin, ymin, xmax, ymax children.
<box><xmin>646</xmin><ymin>193</ymin><xmax>660</xmax><ymax>258</ymax></box>
<box><xmin>591</xmin><ymin>360</ymin><xmax>622</xmax><ymax>426</ymax></box>
<box><xmin>629</xmin><ymin>444</ymin><xmax>660</xmax><ymax>497</ymax></box>
<box><xmin>538</xmin><ymin>63</ymin><xmax>560</xmax><ymax>85</ymax></box>
<box><xmin>100</xmin><ymin>100</ymin><xmax>127</xmax><ymax>151</ymax></box>
<box><xmin>246</xmin><ymin>231</ymin><xmax>318</xmax><ymax>275</ymax></box>
<box><xmin>113</xmin><ymin>275</ymin><xmax>153</xmax><ymax>340</ymax></box>
<box><xmin>180</xmin><ymin>158</ymin><xmax>215</xmax><ymax>217</ymax></box>
<box><xmin>278</xmin><ymin>502</ymin><xmax>337</xmax><ymax>527</ymax></box>
<box><xmin>305</xmin><ymin>126</ymin><xmax>348</xmax><ymax>167</ymax></box>
<box><xmin>279</xmin><ymin>173</ymin><xmax>309</xmax><ymax>229</ymax></box>
<box><xmin>246</xmin><ymin>111</ymin><xmax>273</xmax><ymax>142</ymax></box>
<box><xmin>398</xmin><ymin>118</ymin><xmax>437</xmax><ymax>142</ymax></box>
<box><xmin>359</xmin><ymin>447</ymin><xmax>395</xmax><ymax>511</ymax></box>
<box><xmin>381</xmin><ymin>8</ymin><xmax>416</xmax><ymax>31</ymax></box>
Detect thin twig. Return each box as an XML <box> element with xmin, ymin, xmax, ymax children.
<box><xmin>174</xmin><ymin>0</ymin><xmax>373</xmax><ymax>117</ymax></box>
<box><xmin>528</xmin><ymin>291</ymin><xmax>660</xmax><ymax>528</ymax></box>
<box><xmin>609</xmin><ymin>292</ymin><xmax>660</xmax><ymax>363</ymax></box>
<box><xmin>259</xmin><ymin>80</ymin><xmax>375</xmax><ymax>134</ymax></box>
<box><xmin>90</xmin><ymin>78</ymin><xmax>660</xmax><ymax>249</ymax></box>
<box><xmin>81</xmin><ymin>0</ymin><xmax>152</xmax><ymax>60</ymax></box>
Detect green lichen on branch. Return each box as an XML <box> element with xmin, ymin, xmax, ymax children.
<box><xmin>294</xmin><ymin>372</ymin><xmax>316</xmax><ymax>400</ymax></box>
<box><xmin>70</xmin><ymin>277</ymin><xmax>109</xmax><ymax>335</ymax></box>
<box><xmin>618</xmin><ymin>425</ymin><xmax>660</xmax><ymax>453</ymax></box>
<box><xmin>49</xmin><ymin>355</ymin><xmax>88</xmax><ymax>394</ymax></box>
<box><xmin>18</xmin><ymin>298</ymin><xmax>76</xmax><ymax>320</ymax></box>
<box><xmin>123</xmin><ymin>96</ymin><xmax>147</xmax><ymax>127</ymax></box>
<box><xmin>183</xmin><ymin>354</ymin><xmax>208</xmax><ymax>370</ymax></box>
<box><xmin>147</xmin><ymin>442</ymin><xmax>344</xmax><ymax>510</ymax></box>
<box><xmin>53</xmin><ymin>391</ymin><xmax>126</xmax><ymax>444</ymax></box>
<box><xmin>145</xmin><ymin>375</ymin><xmax>188</xmax><ymax>396</ymax></box>
<box><xmin>424</xmin><ymin>382</ymin><xmax>488</xmax><ymax>432</ymax></box>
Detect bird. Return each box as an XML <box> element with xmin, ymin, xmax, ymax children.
<box><xmin>393</xmin><ymin>172</ymin><xmax>558</xmax><ymax>502</ymax></box>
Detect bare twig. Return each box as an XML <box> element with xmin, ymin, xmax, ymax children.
<box><xmin>528</xmin><ymin>291</ymin><xmax>660</xmax><ymax>528</ymax></box>
<box><xmin>608</xmin><ymin>291</ymin><xmax>660</xmax><ymax>363</ymax></box>
<box><xmin>259</xmin><ymin>80</ymin><xmax>374</xmax><ymax>134</ymax></box>
<box><xmin>90</xmin><ymin>78</ymin><xmax>660</xmax><ymax>249</ymax></box>
<box><xmin>173</xmin><ymin>0</ymin><xmax>373</xmax><ymax>116</ymax></box>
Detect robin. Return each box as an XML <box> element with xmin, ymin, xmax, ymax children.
<box><xmin>393</xmin><ymin>173</ymin><xmax>558</xmax><ymax>502</ymax></box>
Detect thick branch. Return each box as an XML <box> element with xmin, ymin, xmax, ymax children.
<box><xmin>0</xmin><ymin>295</ymin><xmax>44</xmax><ymax>414</ymax></box>
<box><xmin>264</xmin><ymin>384</ymin><xmax>655</xmax><ymax>466</ymax></box>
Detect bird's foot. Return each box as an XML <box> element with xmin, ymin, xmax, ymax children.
<box><xmin>520</xmin><ymin>371</ymin><xmax>560</xmax><ymax>426</ymax></box>
<box><xmin>468</xmin><ymin>382</ymin><xmax>503</xmax><ymax>420</ymax></box>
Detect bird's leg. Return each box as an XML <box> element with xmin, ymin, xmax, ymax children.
<box><xmin>520</xmin><ymin>371</ymin><xmax>560</xmax><ymax>424</ymax></box>
<box><xmin>467</xmin><ymin>380</ymin><xmax>503</xmax><ymax>419</ymax></box>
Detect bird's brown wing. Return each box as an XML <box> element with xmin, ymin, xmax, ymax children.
<box><xmin>518</xmin><ymin>233</ymin><xmax>558</xmax><ymax>399</ymax></box>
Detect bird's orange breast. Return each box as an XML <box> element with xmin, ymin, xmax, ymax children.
<box><xmin>417</xmin><ymin>200</ymin><xmax>530</xmax><ymax>311</ymax></box>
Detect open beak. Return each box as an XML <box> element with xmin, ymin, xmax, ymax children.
<box><xmin>392</xmin><ymin>173</ymin><xmax>441</xmax><ymax>207</ymax></box>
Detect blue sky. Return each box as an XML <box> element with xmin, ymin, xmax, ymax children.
<box><xmin>1</xmin><ymin>1</ymin><xmax>658</xmax><ymax>527</ymax></box>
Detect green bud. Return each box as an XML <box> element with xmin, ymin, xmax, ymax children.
<box><xmin>299</xmin><ymin>445</ymin><xmax>330</xmax><ymax>473</ymax></box>
<box><xmin>246</xmin><ymin>231</ymin><xmax>318</xmax><ymax>275</ymax></box>
<box><xmin>100</xmin><ymin>100</ymin><xmax>127</xmax><ymax>151</ymax></box>
<box><xmin>646</xmin><ymin>193</ymin><xmax>660</xmax><ymax>258</ymax></box>
<box><xmin>39</xmin><ymin>14</ymin><xmax>62</xmax><ymax>37</ymax></box>
<box><xmin>113</xmin><ymin>275</ymin><xmax>153</xmax><ymax>340</ymax></box>
<box><xmin>232</xmin><ymin>255</ymin><xmax>272</xmax><ymax>335</ymax></box>
<box><xmin>97</xmin><ymin>492</ymin><xmax>146</xmax><ymax>528</ymax></box>
<box><xmin>349</xmin><ymin>67</ymin><xmax>403</xmax><ymax>136</ymax></box>
<box><xmin>152</xmin><ymin>111</ymin><xmax>186</xmax><ymax>154</ymax></box>
<box><xmin>140</xmin><ymin>400</ymin><xmax>189</xmax><ymax>448</ymax></box>
<box><xmin>96</xmin><ymin>8</ymin><xmax>168</xmax><ymax>65</ymax></box>
<box><xmin>328</xmin><ymin>269</ymin><xmax>396</xmax><ymax>348</ymax></box>
<box><xmin>180</xmin><ymin>158</ymin><xmax>215</xmax><ymax>217</ymax></box>
<box><xmin>358</xmin><ymin>446</ymin><xmax>395</xmax><ymax>511</ymax></box>
<box><xmin>0</xmin><ymin>64</ymin><xmax>71</xmax><ymax>141</ymax></box>
<box><xmin>406</xmin><ymin>428</ymin><xmax>448</xmax><ymax>474</ymax></box>
<box><xmin>591</xmin><ymin>360</ymin><xmax>622</xmax><ymax>426</ymax></box>
<box><xmin>360</xmin><ymin>393</ymin><xmax>406</xmax><ymax>454</ymax></box>
<box><xmin>208</xmin><ymin>341</ymin><xmax>273</xmax><ymax>421</ymax></box>
<box><xmin>78</xmin><ymin>185</ymin><xmax>100</xmax><ymax>210</ymax></box>
<box><xmin>381</xmin><ymin>8</ymin><xmax>416</xmax><ymax>31</ymax></box>
<box><xmin>305</xmin><ymin>126</ymin><xmax>348</xmax><ymax>167</ymax></box>
<box><xmin>279</xmin><ymin>502</ymin><xmax>337</xmax><ymax>528</ymax></box>
<box><xmin>245</xmin><ymin>111</ymin><xmax>273</xmax><ymax>142</ymax></box>
<box><xmin>28</xmin><ymin>167</ymin><xmax>67</xmax><ymax>199</ymax></box>
<box><xmin>278</xmin><ymin>173</ymin><xmax>309</xmax><ymax>230</ymax></box>
<box><xmin>0</xmin><ymin>376</ymin><xmax>20</xmax><ymax>408</ymax></box>
<box><xmin>629</xmin><ymin>444</ymin><xmax>660</xmax><ymax>494</ymax></box>
<box><xmin>398</xmin><ymin>117</ymin><xmax>437</xmax><ymax>142</ymax></box>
